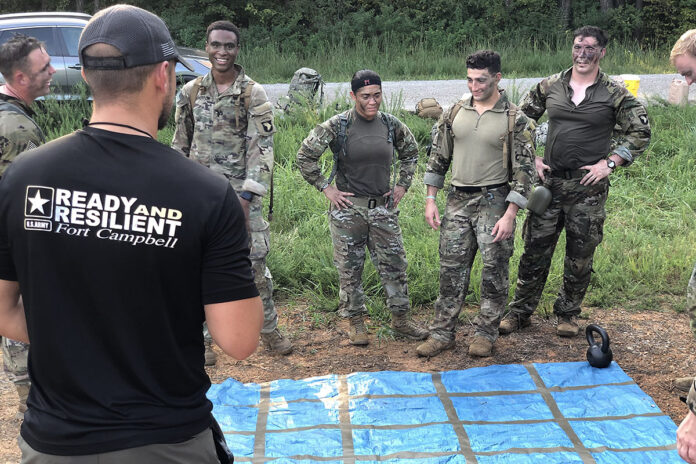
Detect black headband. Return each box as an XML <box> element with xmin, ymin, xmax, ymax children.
<box><xmin>351</xmin><ymin>75</ymin><xmax>381</xmax><ymax>92</ymax></box>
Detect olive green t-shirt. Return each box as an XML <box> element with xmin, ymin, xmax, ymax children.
<box><xmin>450</xmin><ymin>102</ymin><xmax>508</xmax><ymax>187</ymax></box>
<box><xmin>336</xmin><ymin>112</ymin><xmax>393</xmax><ymax>197</ymax></box>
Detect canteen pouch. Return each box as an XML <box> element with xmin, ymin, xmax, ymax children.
<box><xmin>527</xmin><ymin>185</ymin><xmax>552</xmax><ymax>215</ymax></box>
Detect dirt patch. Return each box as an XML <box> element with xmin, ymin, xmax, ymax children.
<box><xmin>0</xmin><ymin>304</ymin><xmax>692</xmax><ymax>462</ymax></box>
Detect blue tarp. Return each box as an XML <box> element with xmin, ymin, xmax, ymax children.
<box><xmin>206</xmin><ymin>362</ymin><xmax>680</xmax><ymax>463</ymax></box>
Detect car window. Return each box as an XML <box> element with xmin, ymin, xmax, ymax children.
<box><xmin>58</xmin><ymin>27</ymin><xmax>82</xmax><ymax>57</ymax></box>
<box><xmin>0</xmin><ymin>27</ymin><xmax>61</xmax><ymax>55</ymax></box>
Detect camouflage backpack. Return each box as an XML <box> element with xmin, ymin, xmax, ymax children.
<box><xmin>415</xmin><ymin>98</ymin><xmax>443</xmax><ymax>120</ymax></box>
<box><xmin>287</xmin><ymin>67</ymin><xmax>324</xmax><ymax>106</ymax></box>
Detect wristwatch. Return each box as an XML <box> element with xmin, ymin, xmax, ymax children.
<box><xmin>320</xmin><ymin>182</ymin><xmax>329</xmax><ymax>192</ymax></box>
<box><xmin>239</xmin><ymin>191</ymin><xmax>255</xmax><ymax>201</ymax></box>
<box><xmin>606</xmin><ymin>158</ymin><xmax>616</xmax><ymax>170</ymax></box>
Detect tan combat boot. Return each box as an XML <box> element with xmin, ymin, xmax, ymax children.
<box><xmin>468</xmin><ymin>336</ymin><xmax>493</xmax><ymax>357</ymax></box>
<box><xmin>674</xmin><ymin>376</ymin><xmax>695</xmax><ymax>393</ymax></box>
<box><xmin>416</xmin><ymin>336</ymin><xmax>454</xmax><ymax>357</ymax></box>
<box><xmin>557</xmin><ymin>315</ymin><xmax>580</xmax><ymax>337</ymax></box>
<box><xmin>204</xmin><ymin>339</ymin><xmax>217</xmax><ymax>366</ymax></box>
<box><xmin>498</xmin><ymin>312</ymin><xmax>531</xmax><ymax>334</ymax></box>
<box><xmin>391</xmin><ymin>314</ymin><xmax>428</xmax><ymax>340</ymax></box>
<box><xmin>349</xmin><ymin>315</ymin><xmax>369</xmax><ymax>345</ymax></box>
<box><xmin>261</xmin><ymin>328</ymin><xmax>293</xmax><ymax>355</ymax></box>
<box><xmin>15</xmin><ymin>383</ymin><xmax>29</xmax><ymax>421</ymax></box>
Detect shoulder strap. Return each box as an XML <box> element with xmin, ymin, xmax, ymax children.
<box><xmin>380</xmin><ymin>112</ymin><xmax>395</xmax><ymax>144</ymax></box>
<box><xmin>241</xmin><ymin>80</ymin><xmax>255</xmax><ymax>111</ymax></box>
<box><xmin>187</xmin><ymin>76</ymin><xmax>204</xmax><ymax>123</ymax></box>
<box><xmin>381</xmin><ymin>113</ymin><xmax>398</xmax><ymax>208</ymax></box>
<box><xmin>327</xmin><ymin>113</ymin><xmax>349</xmax><ymax>185</ymax></box>
<box><xmin>503</xmin><ymin>102</ymin><xmax>518</xmax><ymax>181</ymax></box>
<box><xmin>0</xmin><ymin>101</ymin><xmax>45</xmax><ymax>143</ymax></box>
<box><xmin>445</xmin><ymin>100</ymin><xmax>466</xmax><ymax>129</ymax></box>
<box><xmin>233</xmin><ymin>80</ymin><xmax>256</xmax><ymax>128</ymax></box>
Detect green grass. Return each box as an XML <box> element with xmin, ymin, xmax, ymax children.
<box><xmin>31</xmin><ymin>91</ymin><xmax>696</xmax><ymax>322</ymax></box>
<box><xmin>239</xmin><ymin>38</ymin><xmax>672</xmax><ymax>83</ymax></box>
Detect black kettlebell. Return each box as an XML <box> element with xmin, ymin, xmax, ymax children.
<box><xmin>586</xmin><ymin>324</ymin><xmax>613</xmax><ymax>368</ymax></box>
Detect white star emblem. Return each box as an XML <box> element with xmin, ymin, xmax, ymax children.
<box><xmin>28</xmin><ymin>190</ymin><xmax>50</xmax><ymax>214</ymax></box>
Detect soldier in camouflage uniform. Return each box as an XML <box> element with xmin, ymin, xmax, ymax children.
<box><xmin>172</xmin><ymin>20</ymin><xmax>292</xmax><ymax>358</ymax></box>
<box><xmin>499</xmin><ymin>26</ymin><xmax>651</xmax><ymax>338</ymax></box>
<box><xmin>0</xmin><ymin>33</ymin><xmax>55</xmax><ymax>418</ymax></box>
<box><xmin>296</xmin><ymin>70</ymin><xmax>427</xmax><ymax>345</ymax></box>
<box><xmin>416</xmin><ymin>51</ymin><xmax>536</xmax><ymax>358</ymax></box>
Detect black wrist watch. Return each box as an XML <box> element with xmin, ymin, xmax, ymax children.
<box><xmin>606</xmin><ymin>159</ymin><xmax>616</xmax><ymax>170</ymax></box>
<box><xmin>239</xmin><ymin>191</ymin><xmax>255</xmax><ymax>201</ymax></box>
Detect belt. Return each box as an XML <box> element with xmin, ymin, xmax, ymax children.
<box><xmin>549</xmin><ymin>169</ymin><xmax>587</xmax><ymax>179</ymax></box>
<box><xmin>351</xmin><ymin>196</ymin><xmax>388</xmax><ymax>209</ymax></box>
<box><xmin>453</xmin><ymin>182</ymin><xmax>508</xmax><ymax>193</ymax></box>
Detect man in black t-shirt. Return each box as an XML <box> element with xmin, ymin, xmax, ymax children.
<box><xmin>0</xmin><ymin>5</ymin><xmax>262</xmax><ymax>462</ymax></box>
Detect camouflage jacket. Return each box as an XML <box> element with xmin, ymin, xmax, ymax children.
<box><xmin>425</xmin><ymin>92</ymin><xmax>536</xmax><ymax>209</ymax></box>
<box><xmin>296</xmin><ymin>109</ymin><xmax>418</xmax><ymax>192</ymax></box>
<box><xmin>171</xmin><ymin>65</ymin><xmax>275</xmax><ymax>196</ymax></box>
<box><xmin>521</xmin><ymin>68</ymin><xmax>651</xmax><ymax>167</ymax></box>
<box><xmin>0</xmin><ymin>93</ymin><xmax>45</xmax><ymax>177</ymax></box>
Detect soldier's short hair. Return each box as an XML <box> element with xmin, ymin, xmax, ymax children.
<box><xmin>0</xmin><ymin>34</ymin><xmax>45</xmax><ymax>83</ymax></box>
<box><xmin>671</xmin><ymin>29</ymin><xmax>696</xmax><ymax>65</ymax></box>
<box><xmin>466</xmin><ymin>50</ymin><xmax>501</xmax><ymax>75</ymax></box>
<box><xmin>573</xmin><ymin>26</ymin><xmax>608</xmax><ymax>48</ymax></box>
<box><xmin>206</xmin><ymin>20</ymin><xmax>241</xmax><ymax>45</ymax></box>
<box><xmin>82</xmin><ymin>43</ymin><xmax>162</xmax><ymax>103</ymax></box>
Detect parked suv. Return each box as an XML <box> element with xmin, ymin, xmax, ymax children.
<box><xmin>0</xmin><ymin>12</ymin><xmax>211</xmax><ymax>98</ymax></box>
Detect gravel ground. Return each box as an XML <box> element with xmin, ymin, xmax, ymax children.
<box><xmin>264</xmin><ymin>73</ymin><xmax>693</xmax><ymax>110</ymax></box>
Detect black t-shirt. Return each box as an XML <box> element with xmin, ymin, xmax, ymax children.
<box><xmin>544</xmin><ymin>75</ymin><xmax>615</xmax><ymax>170</ymax></box>
<box><xmin>0</xmin><ymin>127</ymin><xmax>258</xmax><ymax>455</ymax></box>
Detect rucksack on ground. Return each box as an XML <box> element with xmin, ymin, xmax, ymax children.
<box><xmin>288</xmin><ymin>67</ymin><xmax>325</xmax><ymax>105</ymax></box>
<box><xmin>415</xmin><ymin>98</ymin><xmax>443</xmax><ymax>120</ymax></box>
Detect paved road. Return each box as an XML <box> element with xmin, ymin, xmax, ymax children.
<box><xmin>264</xmin><ymin>73</ymin><xmax>692</xmax><ymax>110</ymax></box>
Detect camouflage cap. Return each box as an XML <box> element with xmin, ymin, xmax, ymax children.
<box><xmin>78</xmin><ymin>4</ymin><xmax>193</xmax><ymax>71</ymax></box>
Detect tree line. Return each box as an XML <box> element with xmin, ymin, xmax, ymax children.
<box><xmin>2</xmin><ymin>0</ymin><xmax>691</xmax><ymax>52</ymax></box>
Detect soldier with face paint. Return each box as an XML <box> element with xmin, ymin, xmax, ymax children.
<box><xmin>296</xmin><ymin>69</ymin><xmax>428</xmax><ymax>346</ymax></box>
<box><xmin>499</xmin><ymin>25</ymin><xmax>651</xmax><ymax>338</ymax></box>
<box><xmin>172</xmin><ymin>20</ymin><xmax>292</xmax><ymax>358</ymax></box>
<box><xmin>417</xmin><ymin>50</ymin><xmax>536</xmax><ymax>358</ymax></box>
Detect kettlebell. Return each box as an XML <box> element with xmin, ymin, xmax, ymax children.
<box><xmin>527</xmin><ymin>185</ymin><xmax>552</xmax><ymax>215</ymax></box>
<box><xmin>585</xmin><ymin>324</ymin><xmax>613</xmax><ymax>368</ymax></box>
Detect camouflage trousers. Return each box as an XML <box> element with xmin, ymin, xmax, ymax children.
<box><xmin>205</xmin><ymin>196</ymin><xmax>277</xmax><ymax>341</ymax></box>
<box><xmin>329</xmin><ymin>204</ymin><xmax>410</xmax><ymax>318</ymax></box>
<box><xmin>429</xmin><ymin>186</ymin><xmax>514</xmax><ymax>343</ymax></box>
<box><xmin>688</xmin><ymin>261</ymin><xmax>696</xmax><ymax>339</ymax></box>
<box><xmin>2</xmin><ymin>336</ymin><xmax>29</xmax><ymax>386</ymax></box>
<box><xmin>509</xmin><ymin>175</ymin><xmax>608</xmax><ymax>318</ymax></box>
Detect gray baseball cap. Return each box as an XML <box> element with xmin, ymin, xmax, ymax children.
<box><xmin>79</xmin><ymin>4</ymin><xmax>194</xmax><ymax>72</ymax></box>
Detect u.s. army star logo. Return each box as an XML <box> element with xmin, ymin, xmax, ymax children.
<box><xmin>25</xmin><ymin>186</ymin><xmax>54</xmax><ymax>217</ymax></box>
